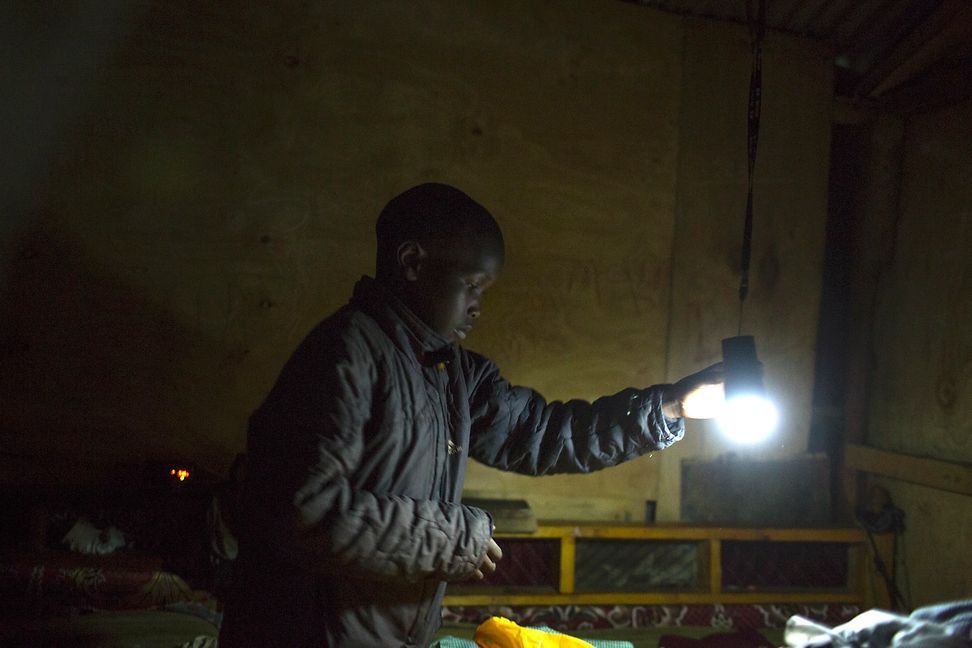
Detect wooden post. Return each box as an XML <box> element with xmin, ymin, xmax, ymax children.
<box><xmin>559</xmin><ymin>533</ymin><xmax>576</xmax><ymax>594</ymax></box>
<box><xmin>839</xmin><ymin>114</ymin><xmax>905</xmax><ymax>519</ymax></box>
<box><xmin>708</xmin><ymin>539</ymin><xmax>722</xmax><ymax>596</ymax></box>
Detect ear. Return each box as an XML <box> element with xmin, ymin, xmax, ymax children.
<box><xmin>396</xmin><ymin>240</ymin><xmax>427</xmax><ymax>282</ymax></box>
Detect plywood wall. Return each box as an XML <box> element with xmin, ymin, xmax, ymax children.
<box><xmin>866</xmin><ymin>100</ymin><xmax>972</xmax><ymax>605</ymax></box>
<box><xmin>0</xmin><ymin>1</ymin><xmax>832</xmax><ymax>520</ymax></box>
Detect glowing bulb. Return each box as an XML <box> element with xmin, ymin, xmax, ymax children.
<box><xmin>718</xmin><ymin>395</ymin><xmax>778</xmax><ymax>443</ymax></box>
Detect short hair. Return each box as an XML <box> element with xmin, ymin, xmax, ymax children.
<box><xmin>375</xmin><ymin>183</ymin><xmax>503</xmax><ymax>270</ymax></box>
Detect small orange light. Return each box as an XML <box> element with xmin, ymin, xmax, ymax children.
<box><xmin>170</xmin><ymin>468</ymin><xmax>190</xmax><ymax>481</ymax></box>
<box><xmin>170</xmin><ymin>469</ymin><xmax>176</xmax><ymax>475</ymax></box>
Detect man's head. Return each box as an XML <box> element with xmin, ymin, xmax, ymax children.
<box><xmin>375</xmin><ymin>183</ymin><xmax>504</xmax><ymax>344</ymax></box>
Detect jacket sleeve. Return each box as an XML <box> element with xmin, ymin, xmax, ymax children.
<box><xmin>464</xmin><ymin>352</ymin><xmax>685</xmax><ymax>475</ymax></box>
<box><xmin>245</xmin><ymin>320</ymin><xmax>491</xmax><ymax>583</ymax></box>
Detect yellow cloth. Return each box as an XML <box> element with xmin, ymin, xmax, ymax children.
<box><xmin>474</xmin><ymin>617</ymin><xmax>594</xmax><ymax>648</ymax></box>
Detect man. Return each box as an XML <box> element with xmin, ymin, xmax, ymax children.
<box><xmin>219</xmin><ymin>183</ymin><xmax>722</xmax><ymax>647</ymax></box>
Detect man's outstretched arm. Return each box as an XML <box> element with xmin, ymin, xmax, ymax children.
<box><xmin>465</xmin><ymin>352</ymin><xmax>722</xmax><ymax>475</ymax></box>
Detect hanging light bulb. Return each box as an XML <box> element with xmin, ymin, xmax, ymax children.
<box><xmin>710</xmin><ymin>0</ymin><xmax>778</xmax><ymax>444</ymax></box>
<box><xmin>719</xmin><ymin>336</ymin><xmax>777</xmax><ymax>443</ymax></box>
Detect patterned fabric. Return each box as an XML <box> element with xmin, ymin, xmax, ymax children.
<box><xmin>442</xmin><ymin>604</ymin><xmax>862</xmax><ymax>632</ymax></box>
<box><xmin>180</xmin><ymin>637</ymin><xmax>218</xmax><ymax>648</ymax></box>
<box><xmin>785</xmin><ymin>601</ymin><xmax>972</xmax><ymax>648</ymax></box>
<box><xmin>0</xmin><ymin>557</ymin><xmax>219</xmax><ymax>619</ymax></box>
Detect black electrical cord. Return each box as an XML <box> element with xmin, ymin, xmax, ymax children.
<box><xmin>862</xmin><ymin>527</ymin><xmax>908</xmax><ymax>611</ymax></box>
<box><xmin>739</xmin><ymin>0</ymin><xmax>765</xmax><ymax>332</ymax></box>
<box><xmin>856</xmin><ymin>490</ymin><xmax>909</xmax><ymax>611</ymax></box>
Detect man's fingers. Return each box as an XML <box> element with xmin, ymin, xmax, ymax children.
<box><xmin>471</xmin><ymin>537</ymin><xmax>502</xmax><ymax>581</ymax></box>
<box><xmin>477</xmin><ymin>556</ymin><xmax>496</xmax><ymax>578</ymax></box>
<box><xmin>487</xmin><ymin>538</ymin><xmax>503</xmax><ymax>561</ymax></box>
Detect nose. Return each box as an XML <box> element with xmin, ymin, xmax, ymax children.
<box><xmin>468</xmin><ymin>305</ymin><xmax>481</xmax><ymax>320</ymax></box>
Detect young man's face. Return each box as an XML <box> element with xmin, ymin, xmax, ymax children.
<box><xmin>405</xmin><ymin>237</ymin><xmax>503</xmax><ymax>344</ymax></box>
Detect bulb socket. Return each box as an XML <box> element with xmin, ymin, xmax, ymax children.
<box><xmin>722</xmin><ymin>335</ymin><xmax>766</xmax><ymax>401</ymax></box>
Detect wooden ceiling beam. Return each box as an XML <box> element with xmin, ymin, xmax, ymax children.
<box><xmin>871</xmin><ymin>8</ymin><xmax>972</xmax><ymax>97</ymax></box>
<box><xmin>854</xmin><ymin>0</ymin><xmax>971</xmax><ymax>98</ymax></box>
<box><xmin>876</xmin><ymin>58</ymin><xmax>972</xmax><ymax>114</ymax></box>
<box><xmin>845</xmin><ymin>443</ymin><xmax>972</xmax><ymax>497</ymax></box>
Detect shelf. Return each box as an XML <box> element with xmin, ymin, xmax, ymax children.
<box><xmin>443</xmin><ymin>523</ymin><xmax>867</xmax><ymax>607</ymax></box>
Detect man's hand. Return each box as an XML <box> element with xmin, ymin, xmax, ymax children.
<box><xmin>472</xmin><ymin>538</ymin><xmax>503</xmax><ymax>580</ymax></box>
<box><xmin>663</xmin><ymin>363</ymin><xmax>725</xmax><ymax>420</ymax></box>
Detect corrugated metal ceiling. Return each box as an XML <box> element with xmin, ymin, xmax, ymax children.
<box><xmin>623</xmin><ymin>0</ymin><xmax>972</xmax><ymax>106</ymax></box>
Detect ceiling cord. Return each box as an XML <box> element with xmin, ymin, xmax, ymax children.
<box><xmin>739</xmin><ymin>0</ymin><xmax>766</xmax><ymax>334</ymax></box>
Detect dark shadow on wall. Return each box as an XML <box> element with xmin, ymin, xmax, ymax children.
<box><xmin>1</xmin><ymin>3</ymin><xmax>261</xmax><ymax>487</ymax></box>
<box><xmin>0</xmin><ymin>226</ymin><xmax>225</xmax><ymax>487</ymax></box>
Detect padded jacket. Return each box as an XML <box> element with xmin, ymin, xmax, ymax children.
<box><xmin>219</xmin><ymin>276</ymin><xmax>684</xmax><ymax>648</ymax></box>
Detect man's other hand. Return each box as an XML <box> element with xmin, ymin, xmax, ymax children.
<box><xmin>664</xmin><ymin>363</ymin><xmax>725</xmax><ymax>419</ymax></box>
<box><xmin>472</xmin><ymin>538</ymin><xmax>502</xmax><ymax>580</ymax></box>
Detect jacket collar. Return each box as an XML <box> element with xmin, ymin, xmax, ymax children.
<box><xmin>350</xmin><ymin>275</ymin><xmax>456</xmax><ymax>366</ymax></box>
